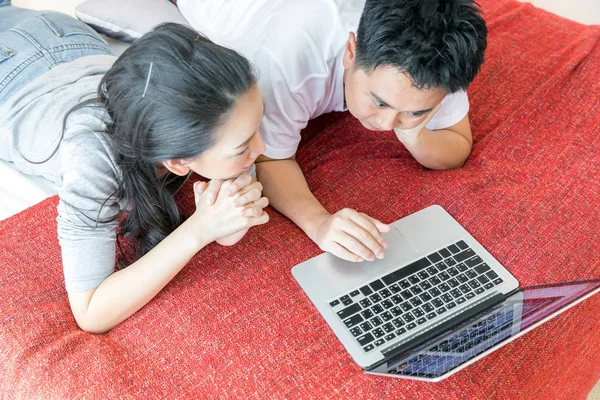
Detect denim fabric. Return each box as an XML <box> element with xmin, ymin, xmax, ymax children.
<box><xmin>0</xmin><ymin>5</ymin><xmax>114</xmax><ymax>102</ymax></box>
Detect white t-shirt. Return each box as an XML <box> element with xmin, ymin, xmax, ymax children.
<box><xmin>178</xmin><ymin>0</ymin><xmax>469</xmax><ymax>159</ymax></box>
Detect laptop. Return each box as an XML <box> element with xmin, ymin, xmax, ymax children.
<box><xmin>292</xmin><ymin>205</ymin><xmax>600</xmax><ymax>381</ymax></box>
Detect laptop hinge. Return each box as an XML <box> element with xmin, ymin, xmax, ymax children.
<box><xmin>370</xmin><ymin>292</ymin><xmax>506</xmax><ymax>370</ymax></box>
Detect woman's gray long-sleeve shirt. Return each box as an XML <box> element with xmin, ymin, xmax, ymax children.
<box><xmin>0</xmin><ymin>55</ymin><xmax>127</xmax><ymax>293</ymax></box>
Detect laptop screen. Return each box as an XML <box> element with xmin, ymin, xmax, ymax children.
<box><xmin>370</xmin><ymin>279</ymin><xmax>600</xmax><ymax>379</ymax></box>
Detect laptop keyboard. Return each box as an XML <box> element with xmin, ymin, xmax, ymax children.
<box><xmin>328</xmin><ymin>240</ymin><xmax>505</xmax><ymax>353</ymax></box>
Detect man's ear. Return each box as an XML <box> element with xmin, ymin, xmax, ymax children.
<box><xmin>342</xmin><ymin>32</ymin><xmax>357</xmax><ymax>69</ymax></box>
<box><xmin>162</xmin><ymin>159</ymin><xmax>191</xmax><ymax>176</ymax></box>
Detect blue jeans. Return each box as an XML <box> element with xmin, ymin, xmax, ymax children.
<box><xmin>0</xmin><ymin>1</ymin><xmax>114</xmax><ymax>102</ymax></box>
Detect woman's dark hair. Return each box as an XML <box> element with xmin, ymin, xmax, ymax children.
<box><xmin>97</xmin><ymin>23</ymin><xmax>255</xmax><ymax>258</ymax></box>
<box><xmin>355</xmin><ymin>0</ymin><xmax>487</xmax><ymax>93</ymax></box>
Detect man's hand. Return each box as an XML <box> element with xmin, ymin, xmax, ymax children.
<box><xmin>309</xmin><ymin>208</ymin><xmax>391</xmax><ymax>262</ymax></box>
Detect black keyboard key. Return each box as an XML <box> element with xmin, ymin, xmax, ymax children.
<box><xmin>429</xmin><ymin>287</ymin><xmax>442</xmax><ymax>297</ymax></box>
<box><xmin>406</xmin><ymin>322</ymin><xmax>417</xmax><ymax>330</ymax></box>
<box><xmin>466</xmin><ymin>270</ymin><xmax>478</xmax><ymax>279</ymax></box>
<box><xmin>380</xmin><ymin>289</ymin><xmax>392</xmax><ymax>298</ymax></box>
<box><xmin>456</xmin><ymin>297</ymin><xmax>466</xmax><ymax>304</ymax></box>
<box><xmin>417</xmin><ymin>271</ymin><xmax>430</xmax><ymax>280</ymax></box>
<box><xmin>447</xmin><ymin>301</ymin><xmax>457</xmax><ymax>309</ymax></box>
<box><xmin>447</xmin><ymin>267</ymin><xmax>459</xmax><ymax>276</ymax></box>
<box><xmin>468</xmin><ymin>279</ymin><xmax>481</xmax><ymax>289</ymax></box>
<box><xmin>438</xmin><ymin>272</ymin><xmax>451</xmax><ymax>281</ymax></box>
<box><xmin>372</xmin><ymin>316</ymin><xmax>383</xmax><ymax>326</ymax></box>
<box><xmin>419</xmin><ymin>281</ymin><xmax>432</xmax><ymax>290</ymax></box>
<box><xmin>360</xmin><ymin>285</ymin><xmax>373</xmax><ymax>296</ymax></box>
<box><xmin>465</xmin><ymin>292</ymin><xmax>475</xmax><ymax>299</ymax></box>
<box><xmin>441</xmin><ymin>294</ymin><xmax>453</xmax><ymax>303</ymax></box>
<box><xmin>402</xmin><ymin>313</ymin><xmax>416</xmax><ymax>323</ymax></box>
<box><xmin>475</xmin><ymin>287</ymin><xmax>485</xmax><ymax>295</ymax></box>
<box><xmin>419</xmin><ymin>292</ymin><xmax>433</xmax><ymax>302</ymax></box>
<box><xmin>363</xmin><ymin>344</ymin><xmax>375</xmax><ymax>352</ymax></box>
<box><xmin>341</xmin><ymin>295</ymin><xmax>350</xmax><ymax>302</ymax></box>
<box><xmin>400</xmin><ymin>302</ymin><xmax>413</xmax><ymax>312</ymax></box>
<box><xmin>456</xmin><ymin>240</ymin><xmax>468</xmax><ymax>250</ymax></box>
<box><xmin>474</xmin><ymin>263</ymin><xmax>491</xmax><ymax>274</ymax></box>
<box><xmin>383</xmin><ymin>323</ymin><xmax>395</xmax><ymax>333</ymax></box>
<box><xmin>408</xmin><ymin>275</ymin><xmax>420</xmax><ymax>285</ymax></box>
<box><xmin>454</xmin><ymin>248</ymin><xmax>476</xmax><ymax>262</ymax></box>
<box><xmin>381</xmin><ymin>311</ymin><xmax>393</xmax><ymax>321</ymax></box>
<box><xmin>382</xmin><ymin>300</ymin><xmax>394</xmax><ymax>309</ymax></box>
<box><xmin>457</xmin><ymin>273</ymin><xmax>469</xmax><ymax>283</ymax></box>
<box><xmin>448</xmin><ymin>278</ymin><xmax>460</xmax><ymax>288</ymax></box>
<box><xmin>350</xmin><ymin>290</ymin><xmax>360</xmax><ymax>297</ymax></box>
<box><xmin>372</xmin><ymin>304</ymin><xmax>384</xmax><ymax>314</ymax></box>
<box><xmin>360</xmin><ymin>321</ymin><xmax>373</xmax><ymax>332</ymax></box>
<box><xmin>447</xmin><ymin>244</ymin><xmax>460</xmax><ymax>254</ymax></box>
<box><xmin>484</xmin><ymin>282</ymin><xmax>494</xmax><ymax>290</ymax></box>
<box><xmin>429</xmin><ymin>276</ymin><xmax>442</xmax><ymax>286</ymax></box>
<box><xmin>457</xmin><ymin>263</ymin><xmax>468</xmax><ymax>272</ymax></box>
<box><xmin>437</xmin><ymin>306</ymin><xmax>447</xmax><ymax>315</ymax></box>
<box><xmin>477</xmin><ymin>275</ymin><xmax>490</xmax><ymax>284</ymax></box>
<box><xmin>409</xmin><ymin>298</ymin><xmax>423</xmax><ymax>307</ymax></box>
<box><xmin>431</xmin><ymin>298</ymin><xmax>444</xmax><ymax>308</ymax></box>
<box><xmin>392</xmin><ymin>318</ymin><xmax>405</xmax><ymax>328</ymax></box>
<box><xmin>439</xmin><ymin>248</ymin><xmax>451</xmax><ymax>258</ymax></box>
<box><xmin>369</xmin><ymin>293</ymin><xmax>382</xmax><ymax>303</ymax></box>
<box><xmin>422</xmin><ymin>303</ymin><xmax>435</xmax><ymax>313</ymax></box>
<box><xmin>428</xmin><ymin>252</ymin><xmax>443</xmax><ymax>263</ymax></box>
<box><xmin>337</xmin><ymin>303</ymin><xmax>361</xmax><ymax>319</ymax></box>
<box><xmin>357</xmin><ymin>333</ymin><xmax>375</xmax><ymax>346</ymax></box>
<box><xmin>360</xmin><ymin>299</ymin><xmax>372</xmax><ymax>308</ymax></box>
<box><xmin>370</xmin><ymin>280</ymin><xmax>385</xmax><ymax>291</ymax></box>
<box><xmin>391</xmin><ymin>306</ymin><xmax>402</xmax><ymax>317</ymax></box>
<box><xmin>399</xmin><ymin>279</ymin><xmax>411</xmax><ymax>289</ymax></box>
<box><xmin>426</xmin><ymin>312</ymin><xmax>437</xmax><ymax>320</ymax></box>
<box><xmin>344</xmin><ymin>314</ymin><xmax>364</xmax><ymax>328</ymax></box>
<box><xmin>426</xmin><ymin>266</ymin><xmax>439</xmax><ymax>275</ymax></box>
<box><xmin>373</xmin><ymin>328</ymin><xmax>385</xmax><ymax>338</ymax></box>
<box><xmin>385</xmin><ymin>333</ymin><xmax>396</xmax><ymax>341</ymax></box>
<box><xmin>395</xmin><ymin>327</ymin><xmax>407</xmax><ymax>336</ymax></box>
<box><xmin>374</xmin><ymin>339</ymin><xmax>385</xmax><ymax>347</ymax></box>
<box><xmin>413</xmin><ymin>308</ymin><xmax>425</xmax><ymax>317</ymax></box>
<box><xmin>465</xmin><ymin>256</ymin><xmax>484</xmax><ymax>268</ymax></box>
<box><xmin>329</xmin><ymin>299</ymin><xmax>340</xmax><ymax>307</ymax></box>
<box><xmin>493</xmin><ymin>278</ymin><xmax>504</xmax><ymax>285</ymax></box>
<box><xmin>361</xmin><ymin>309</ymin><xmax>374</xmax><ymax>319</ymax></box>
<box><xmin>439</xmin><ymin>283</ymin><xmax>451</xmax><ymax>292</ymax></box>
<box><xmin>342</xmin><ymin>298</ymin><xmax>353</xmax><ymax>306</ymax></box>
<box><xmin>400</xmin><ymin>290</ymin><xmax>413</xmax><ymax>300</ymax></box>
<box><xmin>381</xmin><ymin>257</ymin><xmax>431</xmax><ymax>285</ymax></box>
<box><xmin>391</xmin><ymin>295</ymin><xmax>403</xmax><ymax>304</ymax></box>
<box><xmin>416</xmin><ymin>317</ymin><xmax>427</xmax><ymax>325</ymax></box>
<box><xmin>486</xmin><ymin>271</ymin><xmax>499</xmax><ymax>280</ymax></box>
<box><xmin>459</xmin><ymin>284</ymin><xmax>471</xmax><ymax>294</ymax></box>
<box><xmin>436</xmin><ymin>262</ymin><xmax>448</xmax><ymax>271</ymax></box>
<box><xmin>389</xmin><ymin>284</ymin><xmax>401</xmax><ymax>293</ymax></box>
<box><xmin>450</xmin><ymin>289</ymin><xmax>462</xmax><ymax>298</ymax></box>
<box><xmin>350</xmin><ymin>327</ymin><xmax>362</xmax><ymax>337</ymax></box>
<box><xmin>445</xmin><ymin>258</ymin><xmax>457</xmax><ymax>267</ymax></box>
<box><xmin>410</xmin><ymin>286</ymin><xmax>423</xmax><ymax>295</ymax></box>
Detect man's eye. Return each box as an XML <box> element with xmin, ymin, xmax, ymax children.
<box><xmin>373</xmin><ymin>99</ymin><xmax>386</xmax><ymax>108</ymax></box>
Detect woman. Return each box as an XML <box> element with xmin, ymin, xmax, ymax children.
<box><xmin>0</xmin><ymin>2</ymin><xmax>269</xmax><ymax>333</ymax></box>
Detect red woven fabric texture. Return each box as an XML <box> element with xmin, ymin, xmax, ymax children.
<box><xmin>1</xmin><ymin>0</ymin><xmax>599</xmax><ymax>398</ymax></box>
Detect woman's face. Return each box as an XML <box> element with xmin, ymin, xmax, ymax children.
<box><xmin>167</xmin><ymin>84</ymin><xmax>266</xmax><ymax>180</ymax></box>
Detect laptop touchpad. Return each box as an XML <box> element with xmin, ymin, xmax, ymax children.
<box><xmin>359</xmin><ymin>226</ymin><xmax>419</xmax><ymax>277</ymax></box>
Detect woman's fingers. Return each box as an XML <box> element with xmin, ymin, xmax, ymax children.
<box><xmin>205</xmin><ymin>179</ymin><xmax>224</xmax><ymax>205</ymax></box>
<box><xmin>193</xmin><ymin>181</ymin><xmax>208</xmax><ymax>206</ymax></box>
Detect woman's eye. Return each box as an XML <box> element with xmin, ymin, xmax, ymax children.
<box><xmin>408</xmin><ymin>111</ymin><xmax>427</xmax><ymax>117</ymax></box>
<box><xmin>236</xmin><ymin>148</ymin><xmax>249</xmax><ymax>156</ymax></box>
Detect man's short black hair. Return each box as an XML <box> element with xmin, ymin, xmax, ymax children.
<box><xmin>355</xmin><ymin>0</ymin><xmax>487</xmax><ymax>93</ymax></box>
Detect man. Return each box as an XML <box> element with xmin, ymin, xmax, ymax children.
<box><xmin>177</xmin><ymin>0</ymin><xmax>487</xmax><ymax>262</ymax></box>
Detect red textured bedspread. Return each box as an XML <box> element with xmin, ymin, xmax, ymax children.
<box><xmin>1</xmin><ymin>0</ymin><xmax>599</xmax><ymax>398</ymax></box>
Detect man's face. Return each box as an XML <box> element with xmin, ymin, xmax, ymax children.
<box><xmin>343</xmin><ymin>34</ymin><xmax>447</xmax><ymax>132</ymax></box>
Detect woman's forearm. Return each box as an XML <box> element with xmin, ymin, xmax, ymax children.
<box><xmin>69</xmin><ymin>218</ymin><xmax>209</xmax><ymax>333</ymax></box>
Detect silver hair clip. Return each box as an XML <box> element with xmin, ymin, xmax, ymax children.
<box><xmin>142</xmin><ymin>59</ymin><xmax>154</xmax><ymax>98</ymax></box>
<box><xmin>101</xmin><ymin>82</ymin><xmax>109</xmax><ymax>99</ymax></box>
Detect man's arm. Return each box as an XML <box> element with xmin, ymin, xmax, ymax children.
<box><xmin>255</xmin><ymin>154</ymin><xmax>390</xmax><ymax>262</ymax></box>
<box><xmin>395</xmin><ymin>114</ymin><xmax>473</xmax><ymax>170</ymax></box>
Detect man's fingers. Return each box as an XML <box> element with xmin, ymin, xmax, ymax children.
<box><xmin>327</xmin><ymin>242</ymin><xmax>364</xmax><ymax>263</ymax></box>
